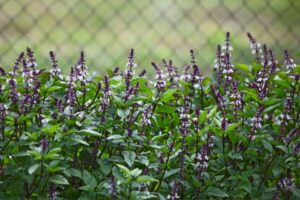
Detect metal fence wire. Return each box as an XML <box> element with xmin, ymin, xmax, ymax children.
<box><xmin>0</xmin><ymin>0</ymin><xmax>300</xmax><ymax>73</ymax></box>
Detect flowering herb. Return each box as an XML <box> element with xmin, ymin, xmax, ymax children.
<box><xmin>0</xmin><ymin>34</ymin><xmax>300</xmax><ymax>199</ymax></box>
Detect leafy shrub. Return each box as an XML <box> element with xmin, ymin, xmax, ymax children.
<box><xmin>0</xmin><ymin>33</ymin><xmax>300</xmax><ymax>199</ymax></box>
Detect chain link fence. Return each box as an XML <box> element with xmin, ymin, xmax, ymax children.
<box><xmin>0</xmin><ymin>0</ymin><xmax>300</xmax><ymax>73</ymax></box>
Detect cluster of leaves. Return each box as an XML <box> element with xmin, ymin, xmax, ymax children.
<box><xmin>0</xmin><ymin>33</ymin><xmax>300</xmax><ymax>200</ymax></box>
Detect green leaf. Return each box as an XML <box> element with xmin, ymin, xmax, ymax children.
<box><xmin>107</xmin><ymin>134</ymin><xmax>125</xmax><ymax>140</ymax></box>
<box><xmin>71</xmin><ymin>136</ymin><xmax>89</xmax><ymax>146</ymax></box>
<box><xmin>124</xmin><ymin>151</ymin><xmax>136</xmax><ymax>167</ymax></box>
<box><xmin>13</xmin><ymin>151</ymin><xmax>28</xmax><ymax>157</ymax></box>
<box><xmin>130</xmin><ymin>168</ymin><xmax>142</xmax><ymax>177</ymax></box>
<box><xmin>41</xmin><ymin>124</ymin><xmax>61</xmax><ymax>135</ymax></box>
<box><xmin>117</xmin><ymin>109</ymin><xmax>130</xmax><ymax>119</ymax></box>
<box><xmin>228</xmin><ymin>152</ymin><xmax>243</xmax><ymax>160</ymax></box>
<box><xmin>240</xmin><ymin>179</ymin><xmax>252</xmax><ymax>193</ymax></box>
<box><xmin>28</xmin><ymin>164</ymin><xmax>40</xmax><ymax>175</ymax></box>
<box><xmin>69</xmin><ymin>168</ymin><xmax>82</xmax><ymax>179</ymax></box>
<box><xmin>292</xmin><ymin>188</ymin><xmax>300</xmax><ymax>198</ymax></box>
<box><xmin>163</xmin><ymin>168</ymin><xmax>180</xmax><ymax>179</ymax></box>
<box><xmin>50</xmin><ymin>175</ymin><xmax>69</xmax><ymax>185</ymax></box>
<box><xmin>198</xmin><ymin>110</ymin><xmax>207</xmax><ymax>124</ymax></box>
<box><xmin>235</xmin><ymin>63</ymin><xmax>251</xmax><ymax>73</ymax></box>
<box><xmin>207</xmin><ymin>106</ymin><xmax>217</xmax><ymax>118</ymax></box>
<box><xmin>264</xmin><ymin>103</ymin><xmax>280</xmax><ymax>113</ymax></box>
<box><xmin>79</xmin><ymin>185</ymin><xmax>96</xmax><ymax>192</ymax></box>
<box><xmin>82</xmin><ymin>170</ymin><xmax>97</xmax><ymax>189</ymax></box>
<box><xmin>252</xmin><ymin>63</ymin><xmax>262</xmax><ymax>71</ymax></box>
<box><xmin>160</xmin><ymin>89</ymin><xmax>177</xmax><ymax>102</ymax></box>
<box><xmin>262</xmin><ymin>139</ymin><xmax>273</xmax><ymax>152</ymax></box>
<box><xmin>151</xmin><ymin>134</ymin><xmax>167</xmax><ymax>142</ymax></box>
<box><xmin>206</xmin><ymin>187</ymin><xmax>229</xmax><ymax>198</ymax></box>
<box><xmin>156</xmin><ymin>104</ymin><xmax>176</xmax><ymax>115</ymax></box>
<box><xmin>100</xmin><ymin>158</ymin><xmax>112</xmax><ymax>176</ymax></box>
<box><xmin>226</xmin><ymin>122</ymin><xmax>240</xmax><ymax>132</ymax></box>
<box><xmin>272</xmin><ymin>166</ymin><xmax>283</xmax><ymax>176</ymax></box>
<box><xmin>116</xmin><ymin>164</ymin><xmax>131</xmax><ymax>178</ymax></box>
<box><xmin>79</xmin><ymin>129</ymin><xmax>101</xmax><ymax>137</ymax></box>
<box><xmin>137</xmin><ymin>175</ymin><xmax>158</xmax><ymax>183</ymax></box>
<box><xmin>275</xmin><ymin>145</ymin><xmax>288</xmax><ymax>153</ymax></box>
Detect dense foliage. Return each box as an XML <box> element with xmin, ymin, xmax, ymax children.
<box><xmin>0</xmin><ymin>33</ymin><xmax>300</xmax><ymax>199</ymax></box>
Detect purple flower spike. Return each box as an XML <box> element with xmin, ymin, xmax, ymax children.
<box><xmin>65</xmin><ymin>68</ymin><xmax>76</xmax><ymax>108</ymax></box>
<box><xmin>163</xmin><ymin>59</ymin><xmax>178</xmax><ymax>84</ymax></box>
<box><xmin>49</xmin><ymin>51</ymin><xmax>62</xmax><ymax>77</ymax></box>
<box><xmin>167</xmin><ymin>182</ymin><xmax>179</xmax><ymax>200</ymax></box>
<box><xmin>48</xmin><ymin>184</ymin><xmax>57</xmax><ymax>200</ymax></box>
<box><xmin>8</xmin><ymin>78</ymin><xmax>19</xmax><ymax>103</ymax></box>
<box><xmin>279</xmin><ymin>171</ymin><xmax>295</xmax><ymax>191</ymax></box>
<box><xmin>12</xmin><ymin>52</ymin><xmax>25</xmax><ymax>75</ymax></box>
<box><xmin>284</xmin><ymin>49</ymin><xmax>297</xmax><ymax>74</ymax></box>
<box><xmin>40</xmin><ymin>138</ymin><xmax>49</xmax><ymax>153</ymax></box>
<box><xmin>196</xmin><ymin>143</ymin><xmax>209</xmax><ymax>180</ymax></box>
<box><xmin>152</xmin><ymin>62</ymin><xmax>166</xmax><ymax>91</ymax></box>
<box><xmin>292</xmin><ymin>142</ymin><xmax>300</xmax><ymax>156</ymax></box>
<box><xmin>125</xmin><ymin>49</ymin><xmax>136</xmax><ymax>91</ymax></box>
<box><xmin>109</xmin><ymin>176</ymin><xmax>117</xmax><ymax>199</ymax></box>
<box><xmin>247</xmin><ymin>33</ymin><xmax>263</xmax><ymax>64</ymax></box>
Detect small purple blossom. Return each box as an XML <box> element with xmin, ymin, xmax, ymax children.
<box><xmin>113</xmin><ymin>67</ymin><xmax>120</xmax><ymax>76</ymax></box>
<box><xmin>223</xmin><ymin>32</ymin><xmax>233</xmax><ymax>53</ymax></box>
<box><xmin>99</xmin><ymin>76</ymin><xmax>111</xmax><ymax>113</ymax></box>
<box><xmin>268</xmin><ymin>49</ymin><xmax>278</xmax><ymax>75</ymax></box>
<box><xmin>48</xmin><ymin>184</ymin><xmax>57</xmax><ymax>200</ymax></box>
<box><xmin>0</xmin><ymin>67</ymin><xmax>5</xmax><ymax>76</ymax></box>
<box><xmin>190</xmin><ymin>53</ymin><xmax>203</xmax><ymax>89</ymax></box>
<box><xmin>12</xmin><ymin>52</ymin><xmax>24</xmax><ymax>76</ymax></box>
<box><xmin>279</xmin><ymin>96</ymin><xmax>293</xmax><ymax>136</ymax></box>
<box><xmin>74</xmin><ymin>51</ymin><xmax>88</xmax><ymax>82</ymax></box>
<box><xmin>196</xmin><ymin>143</ymin><xmax>209</xmax><ymax>180</ymax></box>
<box><xmin>179</xmin><ymin>96</ymin><xmax>191</xmax><ymax>137</ymax></box>
<box><xmin>230</xmin><ymin>80</ymin><xmax>243</xmax><ymax>119</ymax></box>
<box><xmin>56</xmin><ymin>100</ymin><xmax>64</xmax><ymax>112</ymax></box>
<box><xmin>214</xmin><ymin>44</ymin><xmax>224</xmax><ymax>86</ymax></box>
<box><xmin>250</xmin><ymin>106</ymin><xmax>264</xmax><ymax>139</ymax></box>
<box><xmin>284</xmin><ymin>49</ymin><xmax>297</xmax><ymax>74</ymax></box>
<box><xmin>180</xmin><ymin>65</ymin><xmax>191</xmax><ymax>82</ymax></box>
<box><xmin>49</xmin><ymin>51</ymin><xmax>62</xmax><ymax>77</ymax></box>
<box><xmin>223</xmin><ymin>53</ymin><xmax>234</xmax><ymax>91</ymax></box>
<box><xmin>163</xmin><ymin>59</ymin><xmax>179</xmax><ymax>84</ymax></box>
<box><xmin>0</xmin><ymin>104</ymin><xmax>6</xmax><ymax>119</ymax></box>
<box><xmin>167</xmin><ymin>182</ymin><xmax>179</xmax><ymax>200</ymax></box>
<box><xmin>262</xmin><ymin>44</ymin><xmax>269</xmax><ymax>65</ymax></box>
<box><xmin>139</xmin><ymin>69</ymin><xmax>146</xmax><ymax>77</ymax></box>
<box><xmin>279</xmin><ymin>171</ymin><xmax>295</xmax><ymax>192</ymax></box>
<box><xmin>124</xmin><ymin>86</ymin><xmax>134</xmax><ymax>102</ymax></box>
<box><xmin>65</xmin><ymin>68</ymin><xmax>76</xmax><ymax>108</ymax></box>
<box><xmin>26</xmin><ymin>47</ymin><xmax>37</xmax><ymax>69</ymax></box>
<box><xmin>255</xmin><ymin>63</ymin><xmax>269</xmax><ymax>99</ymax></box>
<box><xmin>142</xmin><ymin>105</ymin><xmax>152</xmax><ymax>126</ymax></box>
<box><xmin>40</xmin><ymin>138</ymin><xmax>49</xmax><ymax>153</ymax></box>
<box><xmin>109</xmin><ymin>176</ymin><xmax>117</xmax><ymax>199</ymax></box>
<box><xmin>127</xmin><ymin>127</ymin><xmax>133</xmax><ymax>137</ymax></box>
<box><xmin>125</xmin><ymin>49</ymin><xmax>136</xmax><ymax>91</ymax></box>
<box><xmin>247</xmin><ymin>33</ymin><xmax>263</xmax><ymax>63</ymax></box>
<box><xmin>285</xmin><ymin>128</ymin><xmax>299</xmax><ymax>144</ymax></box>
<box><xmin>152</xmin><ymin>62</ymin><xmax>166</xmax><ymax>91</ymax></box>
<box><xmin>192</xmin><ymin>109</ymin><xmax>200</xmax><ymax>127</ymax></box>
<box><xmin>292</xmin><ymin>142</ymin><xmax>300</xmax><ymax>156</ymax></box>
<box><xmin>8</xmin><ymin>78</ymin><xmax>19</xmax><ymax>103</ymax></box>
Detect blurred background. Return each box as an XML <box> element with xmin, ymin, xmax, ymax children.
<box><xmin>0</xmin><ymin>0</ymin><xmax>300</xmax><ymax>74</ymax></box>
